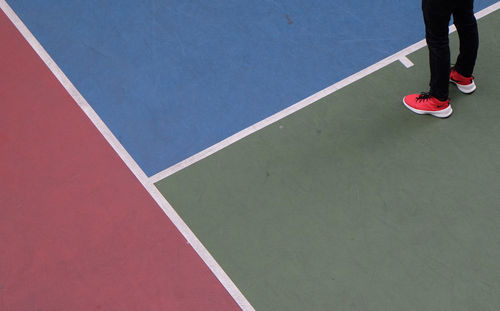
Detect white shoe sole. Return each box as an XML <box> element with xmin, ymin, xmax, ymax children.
<box><xmin>402</xmin><ymin>99</ymin><xmax>453</xmax><ymax>118</ymax></box>
<box><xmin>450</xmin><ymin>79</ymin><xmax>476</xmax><ymax>94</ymax></box>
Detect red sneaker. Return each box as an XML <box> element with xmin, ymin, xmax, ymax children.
<box><xmin>402</xmin><ymin>92</ymin><xmax>452</xmax><ymax>118</ymax></box>
<box><xmin>450</xmin><ymin>68</ymin><xmax>476</xmax><ymax>94</ymax></box>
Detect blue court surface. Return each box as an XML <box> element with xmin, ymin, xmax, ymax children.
<box><xmin>8</xmin><ymin>0</ymin><xmax>498</xmax><ymax>176</ymax></box>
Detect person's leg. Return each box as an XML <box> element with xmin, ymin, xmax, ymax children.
<box><xmin>452</xmin><ymin>0</ymin><xmax>478</xmax><ymax>77</ymax></box>
<box><xmin>402</xmin><ymin>0</ymin><xmax>453</xmax><ymax>118</ymax></box>
<box><xmin>422</xmin><ymin>0</ymin><xmax>453</xmax><ymax>100</ymax></box>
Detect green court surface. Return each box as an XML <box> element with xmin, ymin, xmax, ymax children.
<box><xmin>156</xmin><ymin>12</ymin><xmax>500</xmax><ymax>311</ymax></box>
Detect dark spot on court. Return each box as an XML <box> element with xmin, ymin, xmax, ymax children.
<box><xmin>316</xmin><ymin>129</ymin><xmax>322</xmax><ymax>135</ymax></box>
<box><xmin>266</xmin><ymin>171</ymin><xmax>271</xmax><ymax>177</ymax></box>
<box><xmin>286</xmin><ymin>14</ymin><xmax>293</xmax><ymax>24</ymax></box>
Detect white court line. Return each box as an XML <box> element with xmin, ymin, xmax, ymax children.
<box><xmin>398</xmin><ymin>56</ymin><xmax>414</xmax><ymax>68</ymax></box>
<box><xmin>150</xmin><ymin>0</ymin><xmax>500</xmax><ymax>184</ymax></box>
<box><xmin>149</xmin><ymin>36</ymin><xmax>422</xmax><ymax>183</ymax></box>
<box><xmin>0</xmin><ymin>1</ymin><xmax>255</xmax><ymax>310</ymax></box>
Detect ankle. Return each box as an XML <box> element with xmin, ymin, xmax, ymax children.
<box><xmin>429</xmin><ymin>93</ymin><xmax>448</xmax><ymax>102</ymax></box>
<box><xmin>452</xmin><ymin>67</ymin><xmax>473</xmax><ymax>78</ymax></box>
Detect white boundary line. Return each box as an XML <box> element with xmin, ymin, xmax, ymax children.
<box><xmin>150</xmin><ymin>0</ymin><xmax>500</xmax><ymax>183</ymax></box>
<box><xmin>0</xmin><ymin>1</ymin><xmax>255</xmax><ymax>310</ymax></box>
<box><xmin>398</xmin><ymin>56</ymin><xmax>414</xmax><ymax>68</ymax></box>
<box><xmin>149</xmin><ymin>36</ymin><xmax>423</xmax><ymax>183</ymax></box>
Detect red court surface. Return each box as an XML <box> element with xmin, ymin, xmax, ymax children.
<box><xmin>0</xmin><ymin>10</ymin><xmax>239</xmax><ymax>310</ymax></box>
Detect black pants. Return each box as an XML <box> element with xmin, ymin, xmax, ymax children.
<box><xmin>422</xmin><ymin>0</ymin><xmax>479</xmax><ymax>100</ymax></box>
